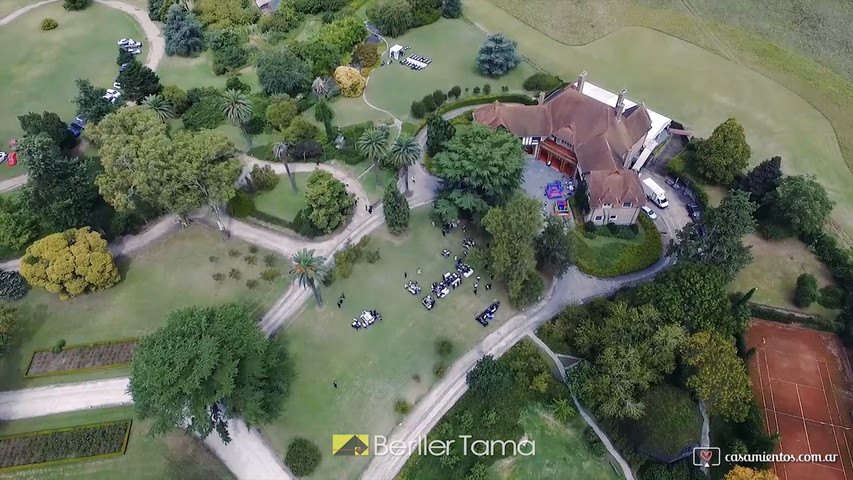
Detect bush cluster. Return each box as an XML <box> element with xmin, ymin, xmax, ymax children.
<box><xmin>794</xmin><ymin>273</ymin><xmax>819</xmax><ymax>308</ymax></box>
<box><xmin>227</xmin><ymin>190</ymin><xmax>255</xmax><ymax>218</ymax></box>
<box><xmin>0</xmin><ymin>421</ymin><xmax>130</xmax><ymax>469</ymax></box>
<box><xmin>522</xmin><ymin>73</ymin><xmax>562</xmax><ymax>91</ymax></box>
<box><xmin>333</xmin><ymin>236</ymin><xmax>373</xmax><ymax>279</ymax></box>
<box><xmin>818</xmin><ymin>286</ymin><xmax>845</xmax><ymax>310</ymax></box>
<box><xmin>573</xmin><ymin>214</ymin><xmax>663</xmax><ymax>277</ymax></box>
<box><xmin>394</xmin><ymin>399</ymin><xmax>412</xmax><ymax>415</ymax></box>
<box><xmin>182</xmin><ymin>88</ymin><xmax>224</xmax><ymax>130</ymax></box>
<box><xmin>247</xmin><ymin>164</ymin><xmax>280</xmax><ymax>193</ymax></box>
<box><xmin>41</xmin><ymin>18</ymin><xmax>58</xmax><ymax>30</ymax></box>
<box><xmin>207</xmin><ymin>28</ymin><xmax>249</xmax><ymax>75</ymax></box>
<box><xmin>0</xmin><ymin>269</ymin><xmax>29</xmax><ymax>302</ymax></box>
<box><xmin>283</xmin><ymin>438</ymin><xmax>322</xmax><ymax>477</ymax></box>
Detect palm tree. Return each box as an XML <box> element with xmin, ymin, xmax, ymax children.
<box><xmin>357</xmin><ymin>127</ymin><xmax>388</xmax><ymax>185</ymax></box>
<box><xmin>387</xmin><ymin>133</ymin><xmax>421</xmax><ymax>194</ymax></box>
<box><xmin>551</xmin><ymin>398</ymin><xmax>577</xmax><ymax>423</ymax></box>
<box><xmin>311</xmin><ymin>77</ymin><xmax>329</xmax><ymax>98</ymax></box>
<box><xmin>273</xmin><ymin>141</ymin><xmax>297</xmax><ymax>193</ymax></box>
<box><xmin>289</xmin><ymin>248</ymin><xmax>328</xmax><ymax>307</ymax></box>
<box><xmin>221</xmin><ymin>89</ymin><xmax>253</xmax><ymax>149</ymax></box>
<box><xmin>141</xmin><ymin>94</ymin><xmax>175</xmax><ymax>122</ymax></box>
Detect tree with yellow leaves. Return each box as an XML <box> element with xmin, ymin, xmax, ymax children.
<box><xmin>725</xmin><ymin>465</ymin><xmax>779</xmax><ymax>480</ymax></box>
<box><xmin>333</xmin><ymin>66</ymin><xmax>366</xmax><ymax>98</ymax></box>
<box><xmin>20</xmin><ymin>227</ymin><xmax>120</xmax><ymax>300</ymax></box>
<box><xmin>681</xmin><ymin>331</ymin><xmax>753</xmax><ymax>422</ymax></box>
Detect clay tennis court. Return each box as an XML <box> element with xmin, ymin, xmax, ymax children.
<box><xmin>747</xmin><ymin>320</ymin><xmax>853</xmax><ymax>480</ymax></box>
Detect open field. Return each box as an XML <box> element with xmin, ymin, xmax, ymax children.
<box><xmin>252</xmin><ymin>173</ymin><xmax>310</xmax><ymax>222</ymax></box>
<box><xmin>464</xmin><ymin>0</ymin><xmax>853</xmax><ymax>245</ymax></box>
<box><xmin>1</xmin><ymin>226</ymin><xmax>290</xmax><ymax>390</ymax></box>
<box><xmin>0</xmin><ymin>3</ymin><xmax>146</xmax><ymax>180</ymax></box>
<box><xmin>156</xmin><ymin>52</ymin><xmax>260</xmax><ymax>92</ymax></box>
<box><xmin>302</xmin><ymin>96</ymin><xmax>392</xmax><ymax>130</ymax></box>
<box><xmin>365</xmin><ymin>18</ymin><xmax>537</xmax><ymax>121</ymax></box>
<box><xmin>0</xmin><ymin>407</ymin><xmax>234</xmax><ymax>480</ymax></box>
<box><xmin>491</xmin><ymin>404</ymin><xmax>621</xmax><ymax>480</ymax></box>
<box><xmin>0</xmin><ymin>0</ymin><xmax>42</xmax><ymax>19</ymax></box>
<box><xmin>261</xmin><ymin>209</ymin><xmax>518</xmax><ymax>480</ymax></box>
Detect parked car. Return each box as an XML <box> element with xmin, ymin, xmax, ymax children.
<box><xmin>102</xmin><ymin>89</ymin><xmax>121</xmax><ymax>103</ymax></box>
<box><xmin>113</xmin><ymin>82</ymin><xmax>121</xmax><ymax>90</ymax></box>
<box><xmin>641</xmin><ymin>206</ymin><xmax>657</xmax><ymax>220</ymax></box>
<box><xmin>128</xmin><ymin>48</ymin><xmax>142</xmax><ymax>55</ymax></box>
<box><xmin>74</xmin><ymin>115</ymin><xmax>86</xmax><ymax>125</ymax></box>
<box><xmin>686</xmin><ymin>203</ymin><xmax>702</xmax><ymax>220</ymax></box>
<box><xmin>118</xmin><ymin>38</ymin><xmax>134</xmax><ymax>46</ymax></box>
<box><xmin>697</xmin><ymin>225</ymin><xmax>707</xmax><ymax>237</ymax></box>
<box><xmin>119</xmin><ymin>62</ymin><xmax>130</xmax><ymax>72</ymax></box>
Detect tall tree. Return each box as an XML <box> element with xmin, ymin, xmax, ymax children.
<box><xmin>382</xmin><ymin>182</ymin><xmax>410</xmax><ymax>235</ymax></box>
<box><xmin>304</xmin><ymin>169</ymin><xmax>355</xmax><ymax>233</ymax></box>
<box><xmin>387</xmin><ymin>133</ymin><xmax>421</xmax><ymax>194</ymax></box>
<box><xmin>425</xmin><ymin>114</ymin><xmax>455</xmax><ymax>157</ymax></box>
<box><xmin>17</xmin><ymin>111</ymin><xmax>75</xmax><ymax>150</ymax></box>
<box><xmin>366</xmin><ymin>0</ymin><xmax>413</xmax><ymax>37</ymax></box>
<box><xmin>290</xmin><ymin>248</ymin><xmax>328</xmax><ymax>307</ymax></box>
<box><xmin>129</xmin><ymin>303</ymin><xmax>293</xmax><ymax>442</ymax></box>
<box><xmin>357</xmin><ymin>127</ymin><xmax>388</xmax><ymax>186</ymax></box>
<box><xmin>671</xmin><ymin>189</ymin><xmax>756</xmax><ymax>280</ymax></box>
<box><xmin>724</xmin><ymin>466</ymin><xmax>779</xmax><ymax>480</ymax></box>
<box><xmin>535</xmin><ymin>215</ymin><xmax>573</xmax><ymax>278</ymax></box>
<box><xmin>681</xmin><ymin>332</ymin><xmax>752</xmax><ymax>422</ymax></box>
<box><xmin>273</xmin><ymin>142</ymin><xmax>298</xmax><ymax>192</ymax></box>
<box><xmin>482</xmin><ymin>193</ymin><xmax>543</xmax><ymax>306</ymax></box>
<box><xmin>767</xmin><ymin>175</ymin><xmax>835</xmax><ymax>236</ymax></box>
<box><xmin>18</xmin><ymin>134</ymin><xmax>95</xmax><ymax>230</ymax></box>
<box><xmin>164</xmin><ymin>4</ymin><xmax>204</xmax><ymax>57</ymax></box>
<box><xmin>291</xmin><ymin>140</ymin><xmax>324</xmax><ymax>163</ymax></box>
<box><xmin>117</xmin><ymin>59</ymin><xmax>163</xmax><ymax>102</ymax></box>
<box><xmin>738</xmin><ymin>156</ymin><xmax>782</xmax><ymax>205</ymax></box>
<box><xmin>314</xmin><ymin>101</ymin><xmax>334</xmax><ymax>125</ymax></box>
<box><xmin>695</xmin><ymin>118</ymin><xmax>751</xmax><ymax>185</ymax></box>
<box><xmin>476</xmin><ymin>33</ymin><xmax>521</xmax><ymax>77</ymax></box>
<box><xmin>220</xmin><ymin>89</ymin><xmax>253</xmax><ymax>149</ymax></box>
<box><xmin>0</xmin><ymin>196</ymin><xmax>39</xmax><ymax>250</ymax></box>
<box><xmin>466</xmin><ymin>355</ymin><xmax>511</xmax><ymax>399</ymax></box>
<box><xmin>441</xmin><ymin>0</ymin><xmax>461</xmax><ymax>18</ymax></box>
<box><xmin>73</xmin><ymin>78</ymin><xmax>118</xmax><ymax>123</ymax></box>
<box><xmin>432</xmin><ymin>123</ymin><xmax>524</xmax><ymax>220</ymax></box>
<box><xmin>257</xmin><ymin>45</ymin><xmax>311</xmax><ymax>96</ymax></box>
<box><xmin>63</xmin><ymin>0</ymin><xmax>91</xmax><ymax>10</ymax></box>
<box><xmin>141</xmin><ymin>94</ymin><xmax>176</xmax><ymax>122</ymax></box>
<box><xmin>117</xmin><ymin>46</ymin><xmax>134</xmax><ymax>66</ymax></box>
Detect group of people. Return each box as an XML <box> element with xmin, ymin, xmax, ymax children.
<box><xmin>351</xmin><ymin>309</ymin><xmax>382</xmax><ymax>331</ymax></box>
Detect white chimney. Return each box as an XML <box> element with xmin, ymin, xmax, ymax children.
<box><xmin>615</xmin><ymin>88</ymin><xmax>627</xmax><ymax>121</ymax></box>
<box><xmin>576</xmin><ymin>71</ymin><xmax>587</xmax><ymax>92</ymax></box>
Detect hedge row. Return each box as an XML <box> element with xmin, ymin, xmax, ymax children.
<box><xmin>0</xmin><ymin>420</ymin><xmax>131</xmax><ymax>472</ymax></box>
<box><xmin>573</xmin><ymin>214</ymin><xmax>663</xmax><ymax>277</ymax></box>
<box><xmin>435</xmin><ymin>93</ymin><xmax>538</xmax><ymax>115</ymax></box>
<box><xmin>25</xmin><ymin>337</ymin><xmax>139</xmax><ymax>378</ymax></box>
<box><xmin>748</xmin><ymin>302</ymin><xmax>837</xmax><ymax>332</ymax></box>
<box><xmin>247</xmin><ymin>209</ymin><xmax>322</xmax><ymax>239</ymax></box>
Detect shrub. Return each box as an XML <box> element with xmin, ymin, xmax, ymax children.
<box><xmin>666</xmin><ymin>154</ymin><xmax>686</xmax><ymax>177</ymax></box>
<box><xmin>572</xmin><ymin>214</ymin><xmax>663</xmax><ymax>277</ymax></box>
<box><xmin>321</xmin><ymin>266</ymin><xmax>336</xmax><ymax>286</ymax></box>
<box><xmin>248</xmin><ymin>245</ymin><xmax>259</xmax><ymax>254</ymax></box>
<box><xmin>52</xmin><ymin>339</ymin><xmax>66</xmax><ymax>354</ymax></box>
<box><xmin>0</xmin><ymin>270</ymin><xmax>30</xmax><ymax>302</ymax></box>
<box><xmin>411</xmin><ymin>101</ymin><xmax>427</xmax><ymax>119</ymax></box>
<box><xmin>794</xmin><ymin>273</ymin><xmax>819</xmax><ymax>308</ymax></box>
<box><xmin>818</xmin><ymin>286</ymin><xmax>845</xmax><ymax>310</ymax></box>
<box><xmin>473</xmin><ymin>86</ymin><xmax>481</xmax><ymax>95</ymax></box>
<box><xmin>353</xmin><ymin>43</ymin><xmax>380</xmax><ymax>68</ymax></box>
<box><xmin>162</xmin><ymin>85</ymin><xmax>190</xmax><ymax>115</ymax></box>
<box><xmin>295</xmin><ymin>0</ymin><xmax>346</xmax><ymax>14</ymax></box>
<box><xmin>433</xmin><ymin>362</ymin><xmax>446</xmax><ymax>378</ymax></box>
<box><xmin>260</xmin><ymin>268</ymin><xmax>280</xmax><ymax>282</ymax></box>
<box><xmin>263</xmin><ymin>254</ymin><xmax>276</xmax><ymax>267</ymax></box>
<box><xmin>63</xmin><ymin>0</ymin><xmax>90</xmax><ymax>11</ymax></box>
<box><xmin>227</xmin><ymin>190</ymin><xmax>255</xmax><ymax>218</ymax></box>
<box><xmin>436</xmin><ymin>338</ymin><xmax>453</xmax><ymax>357</ymax></box>
<box><xmin>365</xmin><ymin>249</ymin><xmax>381</xmax><ymax>263</ymax></box>
<box><xmin>333</xmin><ymin>66</ymin><xmax>366</xmax><ymax>97</ymax></box>
<box><xmin>246</xmin><ymin>279</ymin><xmax>258</xmax><ymax>290</ymax></box>
<box><xmin>244</xmin><ymin>255</ymin><xmax>257</xmax><ymax>265</ymax></box>
<box><xmin>394</xmin><ymin>399</ymin><xmax>412</xmax><ymax>415</ymax></box>
<box><xmin>209</xmin><ymin>256</ymin><xmax>218</xmax><ymax>263</ymax></box>
<box><xmin>482</xmin><ymin>84</ymin><xmax>491</xmax><ymax>95</ymax></box>
<box><xmin>229</xmin><ymin>268</ymin><xmax>241</xmax><ymax>280</ymax></box>
<box><xmin>522</xmin><ymin>72</ymin><xmax>562</xmax><ymax>91</ymax></box>
<box><xmin>435</xmin><ymin>93</ymin><xmax>537</xmax><ymax>114</ymax></box>
<box><xmin>228</xmin><ymin>248</ymin><xmax>241</xmax><ymax>257</ymax></box>
<box><xmin>284</xmin><ymin>438</ymin><xmax>322</xmax><ymax>477</ymax></box>
<box><xmin>41</xmin><ymin>18</ymin><xmax>58</xmax><ymax>30</ymax></box>
<box><xmin>212</xmin><ymin>272</ymin><xmax>224</xmax><ymax>282</ymax></box>
<box><xmin>248</xmin><ymin>164</ymin><xmax>280</xmax><ymax>193</ymax></box>
<box><xmin>182</xmin><ymin>92</ymin><xmax>224</xmax><ymax>130</ymax></box>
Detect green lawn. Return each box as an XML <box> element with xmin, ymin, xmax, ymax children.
<box><xmin>365</xmin><ymin>18</ymin><xmax>537</xmax><ymax>121</ymax></box>
<box><xmin>303</xmin><ymin>96</ymin><xmax>392</xmax><ymax>130</ymax></box>
<box><xmin>261</xmin><ymin>209</ymin><xmax>517</xmax><ymax>480</ymax></box>
<box><xmin>252</xmin><ymin>173</ymin><xmax>310</xmax><ymax>222</ymax></box>
<box><xmin>0</xmin><ymin>407</ymin><xmax>234</xmax><ymax>480</ymax></box>
<box><xmin>464</xmin><ymin>0</ymin><xmax>853</xmax><ymax>244</ymax></box>
<box><xmin>330</xmin><ymin>160</ymin><xmax>398</xmax><ymax>204</ymax></box>
<box><xmin>0</xmin><ymin>0</ymin><xmax>42</xmax><ymax>19</ymax></box>
<box><xmin>491</xmin><ymin>404</ymin><xmax>621</xmax><ymax>480</ymax></box>
<box><xmin>1</xmin><ymin>226</ymin><xmax>290</xmax><ymax>390</ymax></box>
<box><xmin>571</xmin><ymin>216</ymin><xmax>661</xmax><ymax>277</ymax></box>
<box><xmin>0</xmin><ymin>3</ymin><xmax>147</xmax><ymax>180</ymax></box>
<box><xmin>157</xmin><ymin>52</ymin><xmax>260</xmax><ymax>92</ymax></box>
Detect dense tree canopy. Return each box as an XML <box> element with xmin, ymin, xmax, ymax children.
<box><xmin>129</xmin><ymin>303</ymin><xmax>293</xmax><ymax>442</ymax></box>
<box><xmin>767</xmin><ymin>175</ymin><xmax>834</xmax><ymax>236</ymax></box>
<box><xmin>18</xmin><ymin>134</ymin><xmax>95</xmax><ymax>231</ymax></box>
<box><xmin>695</xmin><ymin>118</ymin><xmax>751</xmax><ymax>185</ymax></box>
<box><xmin>257</xmin><ymin>46</ymin><xmax>312</xmax><ymax>96</ymax></box>
<box><xmin>476</xmin><ymin>33</ymin><xmax>521</xmax><ymax>77</ymax></box>
<box><xmin>681</xmin><ymin>332</ymin><xmax>752</xmax><ymax>422</ymax></box>
<box><xmin>20</xmin><ymin>227</ymin><xmax>120</xmax><ymax>300</ymax></box>
<box><xmin>305</xmin><ymin>169</ymin><xmax>355</xmax><ymax>233</ymax></box>
<box><xmin>266</xmin><ymin>98</ymin><xmax>299</xmax><ymax>131</ymax></box>
<box><xmin>317</xmin><ymin>16</ymin><xmax>366</xmax><ymax>52</ymax></box>
<box><xmin>383</xmin><ymin>182</ymin><xmax>410</xmax><ymax>235</ymax></box>
<box><xmin>441</xmin><ymin>0</ymin><xmax>461</xmax><ymax>18</ymax></box>
<box><xmin>118</xmin><ymin>60</ymin><xmax>163</xmax><ymax>102</ymax></box>
<box><xmin>73</xmin><ymin>78</ymin><xmax>118</xmax><ymax>123</ymax></box>
<box><xmin>426</xmin><ymin>114</ymin><xmax>455</xmax><ymax>157</ymax></box>
<box><xmin>432</xmin><ymin>124</ymin><xmax>524</xmax><ymax>220</ymax></box>
<box><xmin>18</xmin><ymin>111</ymin><xmax>75</xmax><ymax>150</ymax></box>
<box><xmin>466</xmin><ymin>355</ymin><xmax>512</xmax><ymax>399</ymax></box>
<box><xmin>724</xmin><ymin>466</ymin><xmax>779</xmax><ymax>480</ymax></box>
<box><xmin>196</xmin><ymin>0</ymin><xmax>258</xmax><ymax>29</ymax></box>
<box><xmin>367</xmin><ymin>0</ymin><xmax>413</xmax><ymax>37</ymax></box>
<box><xmin>535</xmin><ymin>215</ymin><xmax>573</xmax><ymax>278</ymax></box>
<box><xmin>0</xmin><ymin>196</ymin><xmax>39</xmax><ymax>251</ymax></box>
<box><xmin>164</xmin><ymin>4</ymin><xmax>204</xmax><ymax>57</ymax></box>
<box><xmin>738</xmin><ymin>156</ymin><xmax>782</xmax><ymax>205</ymax></box>
<box><xmin>671</xmin><ymin>189</ymin><xmax>756</xmax><ymax>280</ymax></box>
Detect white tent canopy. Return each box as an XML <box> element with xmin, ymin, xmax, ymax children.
<box><xmin>390</xmin><ymin>44</ymin><xmax>404</xmax><ymax>59</ymax></box>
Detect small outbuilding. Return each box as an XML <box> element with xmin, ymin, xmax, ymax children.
<box><xmin>390</xmin><ymin>44</ymin><xmax>404</xmax><ymax>60</ymax></box>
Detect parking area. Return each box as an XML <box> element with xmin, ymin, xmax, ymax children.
<box><xmin>641</xmin><ymin>170</ymin><xmax>693</xmax><ymax>239</ymax></box>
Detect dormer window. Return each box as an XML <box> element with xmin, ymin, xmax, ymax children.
<box><xmin>622</xmin><ymin>202</ymin><xmax>632</xmax><ymax>208</ymax></box>
<box><xmin>603</xmin><ymin>203</ymin><xmax>612</xmax><ymax>208</ymax></box>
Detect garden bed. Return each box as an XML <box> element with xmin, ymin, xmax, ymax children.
<box><xmin>0</xmin><ymin>420</ymin><xmax>131</xmax><ymax>472</ymax></box>
<box><xmin>26</xmin><ymin>339</ymin><xmax>138</xmax><ymax>377</ymax></box>
<box><xmin>571</xmin><ymin>214</ymin><xmax>663</xmax><ymax>277</ymax></box>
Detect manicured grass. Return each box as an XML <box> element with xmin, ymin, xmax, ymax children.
<box><xmin>465</xmin><ymin>0</ymin><xmax>853</xmax><ymax>244</ymax></box>
<box><xmin>157</xmin><ymin>52</ymin><xmax>260</xmax><ymax>92</ymax></box>
<box><xmin>261</xmin><ymin>209</ymin><xmax>517</xmax><ymax>480</ymax></box>
<box><xmin>0</xmin><ymin>3</ymin><xmax>146</xmax><ymax>180</ymax></box>
<box><xmin>490</xmin><ymin>404</ymin><xmax>620</xmax><ymax>480</ymax></box>
<box><xmin>303</xmin><ymin>96</ymin><xmax>392</xmax><ymax>130</ymax></box>
<box><xmin>2</xmin><ymin>226</ymin><xmax>290</xmax><ymax>390</ymax></box>
<box><xmin>252</xmin><ymin>173</ymin><xmax>311</xmax><ymax>222</ymax></box>
<box><xmin>0</xmin><ymin>0</ymin><xmax>42</xmax><ymax>19</ymax></box>
<box><xmin>212</xmin><ymin>124</ymin><xmax>278</xmax><ymax>153</ymax></box>
<box><xmin>0</xmin><ymin>407</ymin><xmax>234</xmax><ymax>480</ymax></box>
<box><xmin>730</xmin><ymin>235</ymin><xmax>839</xmax><ymax>317</ymax></box>
<box><xmin>365</xmin><ymin>18</ymin><xmax>537</xmax><ymax>121</ymax></box>
<box><xmin>571</xmin><ymin>215</ymin><xmax>662</xmax><ymax>277</ymax></box>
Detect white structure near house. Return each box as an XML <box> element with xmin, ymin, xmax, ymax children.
<box><xmin>390</xmin><ymin>44</ymin><xmax>405</xmax><ymax>60</ymax></box>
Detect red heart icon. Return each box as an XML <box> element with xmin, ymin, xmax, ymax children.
<box><xmin>700</xmin><ymin>450</ymin><xmax>713</xmax><ymax>462</ymax></box>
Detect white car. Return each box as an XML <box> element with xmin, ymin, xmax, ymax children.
<box><xmin>641</xmin><ymin>206</ymin><xmax>657</xmax><ymax>220</ymax></box>
<box><xmin>113</xmin><ymin>82</ymin><xmax>121</xmax><ymax>90</ymax></box>
<box><xmin>128</xmin><ymin>48</ymin><xmax>142</xmax><ymax>56</ymax></box>
<box><xmin>102</xmin><ymin>89</ymin><xmax>122</xmax><ymax>103</ymax></box>
<box><xmin>118</xmin><ymin>38</ymin><xmax>134</xmax><ymax>46</ymax></box>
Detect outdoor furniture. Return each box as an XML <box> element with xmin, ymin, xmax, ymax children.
<box><xmin>443</xmin><ymin>272</ymin><xmax>461</xmax><ymax>289</ymax></box>
<box><xmin>456</xmin><ymin>260</ymin><xmax>474</xmax><ymax>278</ymax></box>
<box><xmin>462</xmin><ymin>238</ymin><xmax>475</xmax><ymax>250</ymax></box>
<box><xmin>405</xmin><ymin>281</ymin><xmax>422</xmax><ymax>295</ymax></box>
<box><xmin>441</xmin><ymin>249</ymin><xmax>451</xmax><ymax>257</ymax></box>
<box><xmin>422</xmin><ymin>295</ymin><xmax>435</xmax><ymax>310</ymax></box>
<box><xmin>431</xmin><ymin>281</ymin><xmax>450</xmax><ymax>298</ymax></box>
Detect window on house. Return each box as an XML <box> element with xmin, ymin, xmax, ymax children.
<box><xmin>603</xmin><ymin>203</ymin><xmax>612</xmax><ymax>208</ymax></box>
<box><xmin>622</xmin><ymin>202</ymin><xmax>632</xmax><ymax>208</ymax></box>
<box><xmin>594</xmin><ymin>215</ymin><xmax>603</xmax><ymax>221</ymax></box>
<box><xmin>609</xmin><ymin>215</ymin><xmax>618</xmax><ymax>221</ymax></box>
